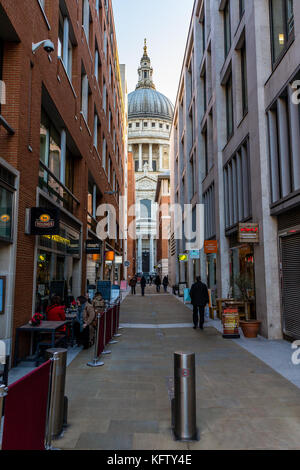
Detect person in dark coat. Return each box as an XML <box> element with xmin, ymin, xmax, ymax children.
<box><xmin>154</xmin><ymin>275</ymin><xmax>161</xmax><ymax>293</ymax></box>
<box><xmin>189</xmin><ymin>276</ymin><xmax>209</xmax><ymax>330</ymax></box>
<box><xmin>163</xmin><ymin>276</ymin><xmax>169</xmax><ymax>293</ymax></box>
<box><xmin>140</xmin><ymin>276</ymin><xmax>147</xmax><ymax>296</ymax></box>
<box><xmin>129</xmin><ymin>276</ymin><xmax>137</xmax><ymax>295</ymax></box>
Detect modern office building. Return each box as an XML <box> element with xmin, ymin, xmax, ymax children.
<box><xmin>0</xmin><ymin>0</ymin><xmax>126</xmax><ymax>360</ymax></box>
<box><xmin>170</xmin><ymin>0</ymin><xmax>299</xmax><ymax>340</ymax></box>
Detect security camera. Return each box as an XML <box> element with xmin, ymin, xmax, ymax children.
<box><xmin>32</xmin><ymin>39</ymin><xmax>55</xmax><ymax>54</ymax></box>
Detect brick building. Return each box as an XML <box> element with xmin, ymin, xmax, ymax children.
<box><xmin>0</xmin><ymin>0</ymin><xmax>126</xmax><ymax>360</ymax></box>
<box><xmin>155</xmin><ymin>173</ymin><xmax>170</xmax><ymax>278</ymax></box>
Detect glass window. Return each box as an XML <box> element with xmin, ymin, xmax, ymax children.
<box><xmin>224</xmin><ymin>0</ymin><xmax>231</xmax><ymax>58</ymax></box>
<box><xmin>239</xmin><ymin>0</ymin><xmax>245</xmax><ymax>19</ymax></box>
<box><xmin>140</xmin><ymin>199</ymin><xmax>152</xmax><ymax>220</ymax></box>
<box><xmin>0</xmin><ymin>186</ymin><xmax>13</xmax><ymax>240</ymax></box>
<box><xmin>241</xmin><ymin>42</ymin><xmax>248</xmax><ymax>116</ymax></box>
<box><xmin>225</xmin><ymin>74</ymin><xmax>233</xmax><ymax>140</ymax></box>
<box><xmin>270</xmin><ymin>0</ymin><xmax>294</xmax><ymax>64</ymax></box>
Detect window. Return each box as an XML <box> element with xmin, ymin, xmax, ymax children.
<box><xmin>82</xmin><ymin>0</ymin><xmax>90</xmax><ymax>44</ymax></box>
<box><xmin>239</xmin><ymin>0</ymin><xmax>245</xmax><ymax>19</ymax></box>
<box><xmin>129</xmin><ymin>123</ymin><xmax>132</xmax><ymax>128</ymax></box>
<box><xmin>136</xmin><ymin>122</ymin><xmax>140</xmax><ymax>128</ymax></box>
<box><xmin>224</xmin><ymin>0</ymin><xmax>231</xmax><ymax>59</ymax></box>
<box><xmin>152</xmin><ymin>122</ymin><xmax>156</xmax><ymax>128</ymax></box>
<box><xmin>81</xmin><ymin>71</ymin><xmax>89</xmax><ymax>121</ymax></box>
<box><xmin>58</xmin><ymin>10</ymin><xmax>73</xmax><ymax>79</ymax></box>
<box><xmin>0</xmin><ymin>39</ymin><xmax>3</xmax><ymax>114</ymax></box>
<box><xmin>152</xmin><ymin>160</ymin><xmax>157</xmax><ymax>172</ymax></box>
<box><xmin>135</xmin><ymin>160</ymin><xmax>139</xmax><ymax>172</ymax></box>
<box><xmin>159</xmin><ymin>123</ymin><xmax>163</xmax><ymax>129</ymax></box>
<box><xmin>144</xmin><ymin>122</ymin><xmax>148</xmax><ymax>127</ymax></box>
<box><xmin>140</xmin><ymin>199</ymin><xmax>152</xmax><ymax>220</ymax></box>
<box><xmin>241</xmin><ymin>42</ymin><xmax>248</xmax><ymax>116</ymax></box>
<box><xmin>102</xmin><ymin>138</ymin><xmax>106</xmax><ymax>171</ymax></box>
<box><xmin>0</xmin><ymin>185</ymin><xmax>13</xmax><ymax>241</ymax></box>
<box><xmin>103</xmin><ymin>81</ymin><xmax>107</xmax><ymax>113</ymax></box>
<box><xmin>270</xmin><ymin>0</ymin><xmax>294</xmax><ymax>64</ymax></box>
<box><xmin>203</xmin><ymin>69</ymin><xmax>207</xmax><ymax>112</ymax></box>
<box><xmin>225</xmin><ymin>73</ymin><xmax>233</xmax><ymax>140</ymax></box>
<box><xmin>93</xmin><ymin>113</ymin><xmax>99</xmax><ymax>149</ymax></box>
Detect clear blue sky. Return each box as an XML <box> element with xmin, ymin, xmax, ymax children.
<box><xmin>112</xmin><ymin>0</ymin><xmax>195</xmax><ymax>105</ymax></box>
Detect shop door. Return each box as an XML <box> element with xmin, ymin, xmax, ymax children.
<box><xmin>280</xmin><ymin>233</ymin><xmax>300</xmax><ymax>338</ymax></box>
<box><xmin>142</xmin><ymin>251</ymin><xmax>150</xmax><ymax>273</ymax></box>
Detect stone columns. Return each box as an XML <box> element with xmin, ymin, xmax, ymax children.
<box><xmin>288</xmin><ymin>85</ymin><xmax>300</xmax><ymax>191</ymax></box>
<box><xmin>159</xmin><ymin>144</ymin><xmax>163</xmax><ymax>171</ymax></box>
<box><xmin>149</xmin><ymin>143</ymin><xmax>153</xmax><ymax>171</ymax></box>
<box><xmin>150</xmin><ymin>236</ymin><xmax>154</xmax><ymax>272</ymax></box>
<box><xmin>139</xmin><ymin>143</ymin><xmax>143</xmax><ymax>171</ymax></box>
<box><xmin>137</xmin><ymin>237</ymin><xmax>142</xmax><ymax>272</ymax></box>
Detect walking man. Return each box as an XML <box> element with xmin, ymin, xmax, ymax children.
<box><xmin>141</xmin><ymin>275</ymin><xmax>147</xmax><ymax>297</ymax></box>
<box><xmin>129</xmin><ymin>276</ymin><xmax>137</xmax><ymax>295</ymax></box>
<box><xmin>163</xmin><ymin>276</ymin><xmax>169</xmax><ymax>293</ymax></box>
<box><xmin>155</xmin><ymin>275</ymin><xmax>161</xmax><ymax>293</ymax></box>
<box><xmin>190</xmin><ymin>276</ymin><xmax>209</xmax><ymax>330</ymax></box>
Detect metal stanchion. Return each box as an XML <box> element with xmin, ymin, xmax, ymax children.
<box><xmin>45</xmin><ymin>349</ymin><xmax>68</xmax><ymax>441</ymax></box>
<box><xmin>113</xmin><ymin>299</ymin><xmax>122</xmax><ymax>338</ymax></box>
<box><xmin>109</xmin><ymin>305</ymin><xmax>118</xmax><ymax>345</ymax></box>
<box><xmin>87</xmin><ymin>313</ymin><xmax>104</xmax><ymax>367</ymax></box>
<box><xmin>102</xmin><ymin>308</ymin><xmax>111</xmax><ymax>355</ymax></box>
<box><xmin>173</xmin><ymin>352</ymin><xmax>198</xmax><ymax>441</ymax></box>
<box><xmin>45</xmin><ymin>354</ymin><xmax>59</xmax><ymax>450</ymax></box>
<box><xmin>0</xmin><ymin>384</ymin><xmax>8</xmax><ymax>451</ymax></box>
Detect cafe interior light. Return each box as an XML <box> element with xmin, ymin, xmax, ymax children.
<box><xmin>279</xmin><ymin>33</ymin><xmax>285</xmax><ymax>45</ymax></box>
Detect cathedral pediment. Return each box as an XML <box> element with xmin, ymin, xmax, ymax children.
<box><xmin>135</xmin><ymin>174</ymin><xmax>157</xmax><ymax>191</ymax></box>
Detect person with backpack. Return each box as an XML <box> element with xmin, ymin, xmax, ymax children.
<box><xmin>129</xmin><ymin>276</ymin><xmax>137</xmax><ymax>295</ymax></box>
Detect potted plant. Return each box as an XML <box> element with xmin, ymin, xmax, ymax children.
<box><xmin>234</xmin><ymin>274</ymin><xmax>261</xmax><ymax>338</ymax></box>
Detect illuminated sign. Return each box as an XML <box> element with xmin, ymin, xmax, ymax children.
<box><xmin>238</xmin><ymin>223</ymin><xmax>259</xmax><ymax>243</ymax></box>
<box><xmin>0</xmin><ymin>214</ymin><xmax>10</xmax><ymax>223</ymax></box>
<box><xmin>30</xmin><ymin>208</ymin><xmax>60</xmax><ymax>235</ymax></box>
<box><xmin>115</xmin><ymin>256</ymin><xmax>123</xmax><ymax>265</ymax></box>
<box><xmin>179</xmin><ymin>254</ymin><xmax>188</xmax><ymax>262</ymax></box>
<box><xmin>43</xmin><ymin>235</ymin><xmax>71</xmax><ymax>246</ymax></box>
<box><xmin>189</xmin><ymin>250</ymin><xmax>200</xmax><ymax>259</ymax></box>
<box><xmin>105</xmin><ymin>251</ymin><xmax>115</xmax><ymax>262</ymax></box>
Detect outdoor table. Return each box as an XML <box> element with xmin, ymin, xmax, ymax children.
<box><xmin>14</xmin><ymin>321</ymin><xmax>69</xmax><ymax>366</ymax></box>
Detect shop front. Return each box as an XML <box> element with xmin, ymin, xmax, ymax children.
<box><xmin>204</xmin><ymin>241</ymin><xmax>218</xmax><ymax>305</ymax></box>
<box><xmin>0</xmin><ymin>159</ymin><xmax>19</xmax><ymax>352</ymax></box>
<box><xmin>229</xmin><ymin>243</ymin><xmax>256</xmax><ymax>318</ymax></box>
<box><xmin>85</xmin><ymin>237</ymin><xmax>102</xmax><ymax>292</ymax></box>
<box><xmin>35</xmin><ymin>206</ymin><xmax>81</xmax><ymax>313</ymax></box>
<box><xmin>278</xmin><ymin>207</ymin><xmax>300</xmax><ymax>340</ymax></box>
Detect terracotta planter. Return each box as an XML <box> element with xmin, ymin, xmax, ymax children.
<box><xmin>240</xmin><ymin>320</ymin><xmax>261</xmax><ymax>338</ymax></box>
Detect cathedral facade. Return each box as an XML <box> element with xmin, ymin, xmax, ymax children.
<box><xmin>127</xmin><ymin>41</ymin><xmax>174</xmax><ymax>275</ymax></box>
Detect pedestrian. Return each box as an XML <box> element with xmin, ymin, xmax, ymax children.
<box><xmin>149</xmin><ymin>275</ymin><xmax>152</xmax><ymax>286</ymax></box>
<box><xmin>92</xmin><ymin>291</ymin><xmax>105</xmax><ymax>314</ymax></box>
<box><xmin>155</xmin><ymin>275</ymin><xmax>161</xmax><ymax>293</ymax></box>
<box><xmin>129</xmin><ymin>276</ymin><xmax>137</xmax><ymax>295</ymax></box>
<box><xmin>140</xmin><ymin>276</ymin><xmax>147</xmax><ymax>296</ymax></box>
<box><xmin>74</xmin><ymin>295</ymin><xmax>96</xmax><ymax>349</ymax></box>
<box><xmin>189</xmin><ymin>276</ymin><xmax>209</xmax><ymax>330</ymax></box>
<box><xmin>163</xmin><ymin>276</ymin><xmax>169</xmax><ymax>293</ymax></box>
<box><xmin>46</xmin><ymin>295</ymin><xmax>66</xmax><ymax>332</ymax></box>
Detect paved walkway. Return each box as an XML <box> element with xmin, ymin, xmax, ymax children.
<box><xmin>55</xmin><ymin>287</ymin><xmax>300</xmax><ymax>450</ymax></box>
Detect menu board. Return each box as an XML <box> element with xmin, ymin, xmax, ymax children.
<box><xmin>222</xmin><ymin>308</ymin><xmax>240</xmax><ymax>339</ymax></box>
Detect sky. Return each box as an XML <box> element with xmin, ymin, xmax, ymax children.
<box><xmin>112</xmin><ymin>0</ymin><xmax>195</xmax><ymax>105</ymax></box>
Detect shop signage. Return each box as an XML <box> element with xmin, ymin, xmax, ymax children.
<box><xmin>105</xmin><ymin>251</ymin><xmax>115</xmax><ymax>262</ymax></box>
<box><xmin>30</xmin><ymin>207</ymin><xmax>60</xmax><ymax>236</ymax></box>
<box><xmin>179</xmin><ymin>253</ymin><xmax>188</xmax><ymax>262</ymax></box>
<box><xmin>85</xmin><ymin>239</ymin><xmax>102</xmax><ymax>255</ymax></box>
<box><xmin>115</xmin><ymin>256</ymin><xmax>123</xmax><ymax>265</ymax></box>
<box><xmin>189</xmin><ymin>250</ymin><xmax>200</xmax><ymax>259</ymax></box>
<box><xmin>204</xmin><ymin>240</ymin><xmax>218</xmax><ymax>254</ymax></box>
<box><xmin>178</xmin><ymin>282</ymin><xmax>187</xmax><ymax>297</ymax></box>
<box><xmin>238</xmin><ymin>223</ymin><xmax>259</xmax><ymax>243</ymax></box>
<box><xmin>222</xmin><ymin>308</ymin><xmax>240</xmax><ymax>339</ymax></box>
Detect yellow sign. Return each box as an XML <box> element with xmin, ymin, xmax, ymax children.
<box><xmin>43</xmin><ymin>235</ymin><xmax>71</xmax><ymax>245</ymax></box>
<box><xmin>179</xmin><ymin>254</ymin><xmax>188</xmax><ymax>262</ymax></box>
<box><xmin>0</xmin><ymin>214</ymin><xmax>10</xmax><ymax>223</ymax></box>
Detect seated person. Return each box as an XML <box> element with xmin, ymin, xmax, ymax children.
<box><xmin>46</xmin><ymin>295</ymin><xmax>66</xmax><ymax>331</ymax></box>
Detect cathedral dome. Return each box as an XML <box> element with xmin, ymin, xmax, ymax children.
<box><xmin>128</xmin><ymin>39</ymin><xmax>174</xmax><ymax>122</ymax></box>
<box><xmin>128</xmin><ymin>88</ymin><xmax>174</xmax><ymax>121</ymax></box>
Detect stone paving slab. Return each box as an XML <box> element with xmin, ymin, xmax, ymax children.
<box><xmin>55</xmin><ymin>290</ymin><xmax>300</xmax><ymax>450</ymax></box>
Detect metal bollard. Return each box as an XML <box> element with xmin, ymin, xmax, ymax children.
<box><xmin>109</xmin><ymin>305</ymin><xmax>118</xmax><ymax>345</ymax></box>
<box><xmin>45</xmin><ymin>349</ymin><xmax>68</xmax><ymax>441</ymax></box>
<box><xmin>173</xmin><ymin>352</ymin><xmax>198</xmax><ymax>441</ymax></box>
<box><xmin>113</xmin><ymin>300</ymin><xmax>122</xmax><ymax>338</ymax></box>
<box><xmin>87</xmin><ymin>313</ymin><xmax>104</xmax><ymax>367</ymax></box>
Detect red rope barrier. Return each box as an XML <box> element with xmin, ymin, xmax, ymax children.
<box><xmin>2</xmin><ymin>360</ymin><xmax>51</xmax><ymax>450</ymax></box>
